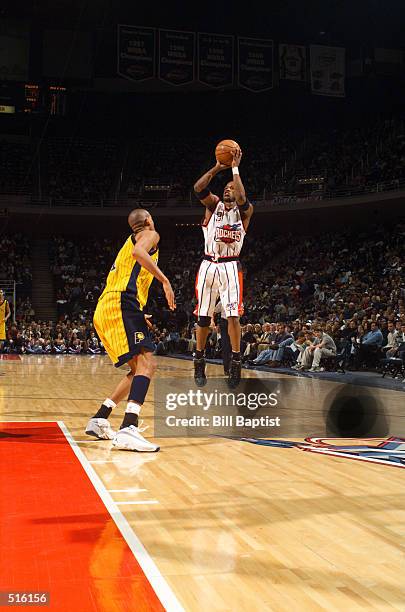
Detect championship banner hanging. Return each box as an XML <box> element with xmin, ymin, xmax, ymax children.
<box><xmin>238</xmin><ymin>37</ymin><xmax>273</xmax><ymax>92</ymax></box>
<box><xmin>0</xmin><ymin>34</ymin><xmax>29</xmax><ymax>81</ymax></box>
<box><xmin>158</xmin><ymin>29</ymin><xmax>195</xmax><ymax>86</ymax></box>
<box><xmin>279</xmin><ymin>44</ymin><xmax>306</xmax><ymax>81</ymax></box>
<box><xmin>198</xmin><ymin>33</ymin><xmax>234</xmax><ymax>88</ymax></box>
<box><xmin>117</xmin><ymin>25</ymin><xmax>155</xmax><ymax>82</ymax></box>
<box><xmin>310</xmin><ymin>45</ymin><xmax>345</xmax><ymax>97</ymax></box>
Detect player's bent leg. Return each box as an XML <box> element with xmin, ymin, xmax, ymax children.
<box><xmin>194</xmin><ymin>316</ymin><xmax>211</xmax><ymax>387</ymax></box>
<box><xmin>112</xmin><ymin>351</ymin><xmax>160</xmax><ymax>452</ymax></box>
<box><xmin>227</xmin><ymin>316</ymin><xmax>242</xmax><ymax>389</ymax></box>
<box><xmin>85</xmin><ymin>391</ymin><xmax>119</xmax><ymax>439</ymax></box>
<box><xmin>85</xmin><ymin>364</ymin><xmax>136</xmax><ymax>440</ymax></box>
<box><xmin>227</xmin><ymin>316</ymin><xmax>241</xmax><ymax>353</ymax></box>
<box><xmin>132</xmin><ymin>350</ymin><xmax>157</xmax><ymax>378</ymax></box>
<box><xmin>194</xmin><ymin>260</ymin><xmax>219</xmax><ymax>386</ymax></box>
<box><xmin>110</xmin><ymin>370</ymin><xmax>135</xmax><ymax>403</ymax></box>
<box><xmin>220</xmin><ymin>317</ymin><xmax>231</xmax><ymax>375</ymax></box>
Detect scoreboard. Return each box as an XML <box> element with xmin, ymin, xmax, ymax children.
<box><xmin>0</xmin><ymin>82</ymin><xmax>67</xmax><ymax>115</ymax></box>
<box><xmin>24</xmin><ymin>84</ymin><xmax>41</xmax><ymax>113</ymax></box>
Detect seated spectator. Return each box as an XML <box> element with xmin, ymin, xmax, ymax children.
<box><xmin>241</xmin><ymin>324</ymin><xmax>259</xmax><ymax>362</ymax></box>
<box><xmin>54</xmin><ymin>333</ymin><xmax>67</xmax><ymax>353</ymax></box>
<box><xmin>382</xmin><ymin>321</ymin><xmax>398</xmax><ymax>356</ymax></box>
<box><xmin>353</xmin><ymin>321</ymin><xmax>383</xmax><ymax>369</ymax></box>
<box><xmin>154</xmin><ymin>329</ymin><xmax>169</xmax><ymax>355</ymax></box>
<box><xmin>87</xmin><ymin>331</ymin><xmax>101</xmax><ymax>354</ymax></box>
<box><xmin>292</xmin><ymin>331</ymin><xmax>315</xmax><ymax>369</ymax></box>
<box><xmin>251</xmin><ymin>323</ymin><xmax>293</xmax><ymax>367</ymax></box>
<box><xmin>256</xmin><ymin>323</ymin><xmax>274</xmax><ymax>353</ymax></box>
<box><xmin>26</xmin><ymin>339</ymin><xmax>44</xmax><ymax>354</ymax></box>
<box><xmin>385</xmin><ymin>322</ymin><xmax>405</xmax><ymax>360</ymax></box>
<box><xmin>166</xmin><ymin>328</ymin><xmax>181</xmax><ymax>354</ymax></box>
<box><xmin>286</xmin><ymin>332</ymin><xmax>307</xmax><ymax>366</ymax></box>
<box><xmin>68</xmin><ymin>334</ymin><xmax>82</xmax><ymax>354</ymax></box>
<box><xmin>299</xmin><ymin>327</ymin><xmax>337</xmax><ymax>372</ymax></box>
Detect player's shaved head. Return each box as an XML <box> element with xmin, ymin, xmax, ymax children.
<box><xmin>128</xmin><ymin>209</ymin><xmax>153</xmax><ymax>233</ymax></box>
<box><xmin>128</xmin><ymin>208</ymin><xmax>149</xmax><ymax>226</ymax></box>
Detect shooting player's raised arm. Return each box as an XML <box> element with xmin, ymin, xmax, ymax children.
<box><xmin>194</xmin><ymin>161</ymin><xmax>227</xmax><ymax>210</ymax></box>
<box><xmin>230</xmin><ymin>148</ymin><xmax>254</xmax><ymax>231</ymax></box>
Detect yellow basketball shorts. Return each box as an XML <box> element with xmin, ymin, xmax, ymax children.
<box><xmin>0</xmin><ymin>322</ymin><xmax>6</xmax><ymax>341</ymax></box>
<box><xmin>93</xmin><ymin>292</ymin><xmax>155</xmax><ymax>367</ymax></box>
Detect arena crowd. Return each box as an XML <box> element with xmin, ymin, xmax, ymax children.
<box><xmin>3</xmin><ymin>220</ymin><xmax>404</xmax><ymax>380</ymax></box>
<box><xmin>0</xmin><ymin>116</ymin><xmax>405</xmax><ymax>203</ymax></box>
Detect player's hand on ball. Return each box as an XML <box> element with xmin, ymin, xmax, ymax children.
<box><xmin>163</xmin><ymin>279</ymin><xmax>176</xmax><ymax>310</ymax></box>
<box><xmin>231</xmin><ymin>148</ymin><xmax>242</xmax><ymax>167</ymax></box>
<box><xmin>214</xmin><ymin>160</ymin><xmax>229</xmax><ymax>172</ymax></box>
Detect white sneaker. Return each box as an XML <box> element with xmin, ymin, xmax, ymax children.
<box><xmin>85</xmin><ymin>417</ymin><xmax>116</xmax><ymax>440</ymax></box>
<box><xmin>309</xmin><ymin>366</ymin><xmax>324</xmax><ymax>372</ymax></box>
<box><xmin>112</xmin><ymin>424</ymin><xmax>160</xmax><ymax>452</ymax></box>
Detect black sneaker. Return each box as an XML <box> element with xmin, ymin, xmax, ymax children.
<box><xmin>228</xmin><ymin>358</ymin><xmax>241</xmax><ymax>389</ymax></box>
<box><xmin>194</xmin><ymin>357</ymin><xmax>207</xmax><ymax>387</ymax></box>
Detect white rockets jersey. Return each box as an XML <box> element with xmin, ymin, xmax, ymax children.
<box><xmin>203</xmin><ymin>201</ymin><xmax>246</xmax><ymax>258</ymax></box>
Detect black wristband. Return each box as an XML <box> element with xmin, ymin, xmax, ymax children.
<box><xmin>238</xmin><ymin>200</ymin><xmax>250</xmax><ymax>212</ymax></box>
<box><xmin>194</xmin><ymin>187</ymin><xmax>210</xmax><ymax>200</ymax></box>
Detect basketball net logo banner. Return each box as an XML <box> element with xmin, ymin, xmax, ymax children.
<box><xmin>237</xmin><ymin>37</ymin><xmax>273</xmax><ymax>92</ymax></box>
<box><xmin>198</xmin><ymin>33</ymin><xmax>234</xmax><ymax>88</ymax></box>
<box><xmin>117</xmin><ymin>25</ymin><xmax>155</xmax><ymax>82</ymax></box>
<box><xmin>279</xmin><ymin>44</ymin><xmax>306</xmax><ymax>81</ymax></box>
<box><xmin>310</xmin><ymin>45</ymin><xmax>345</xmax><ymax>97</ymax></box>
<box><xmin>235</xmin><ymin>437</ymin><xmax>405</xmax><ymax>469</ymax></box>
<box><xmin>158</xmin><ymin>29</ymin><xmax>195</xmax><ymax>86</ymax></box>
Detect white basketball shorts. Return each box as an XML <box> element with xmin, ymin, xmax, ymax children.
<box><xmin>195</xmin><ymin>259</ymin><xmax>243</xmax><ymax>318</ymax></box>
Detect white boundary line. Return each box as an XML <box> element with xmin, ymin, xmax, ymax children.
<box><xmin>108</xmin><ymin>488</ymin><xmax>148</xmax><ymax>493</ymax></box>
<box><xmin>56</xmin><ymin>421</ymin><xmax>184</xmax><ymax>612</ymax></box>
<box><xmin>116</xmin><ymin>500</ymin><xmax>160</xmax><ymax>505</ymax></box>
<box><xmin>1</xmin><ymin>421</ymin><xmax>183</xmax><ymax>609</ymax></box>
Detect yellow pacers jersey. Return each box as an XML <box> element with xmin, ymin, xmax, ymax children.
<box><xmin>100</xmin><ymin>235</ymin><xmax>158</xmax><ymax>311</ymax></box>
<box><xmin>0</xmin><ymin>299</ymin><xmax>8</xmax><ymax>340</ymax></box>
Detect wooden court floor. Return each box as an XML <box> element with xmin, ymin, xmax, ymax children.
<box><xmin>1</xmin><ymin>354</ymin><xmax>405</xmax><ymax>611</ymax></box>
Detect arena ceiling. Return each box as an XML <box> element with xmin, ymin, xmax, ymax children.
<box><xmin>4</xmin><ymin>0</ymin><xmax>405</xmax><ymax>47</ymax></box>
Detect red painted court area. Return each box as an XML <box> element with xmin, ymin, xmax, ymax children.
<box><xmin>0</xmin><ymin>355</ymin><xmax>21</xmax><ymax>360</ymax></box>
<box><xmin>0</xmin><ymin>423</ymin><xmax>164</xmax><ymax>612</ymax></box>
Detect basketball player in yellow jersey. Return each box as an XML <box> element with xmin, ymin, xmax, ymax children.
<box><xmin>0</xmin><ymin>290</ymin><xmax>11</xmax><ymax>352</ymax></box>
<box><xmin>85</xmin><ymin>209</ymin><xmax>175</xmax><ymax>452</ymax></box>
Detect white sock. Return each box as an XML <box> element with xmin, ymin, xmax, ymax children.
<box><xmin>103</xmin><ymin>398</ymin><xmax>116</xmax><ymax>409</ymax></box>
<box><xmin>126</xmin><ymin>401</ymin><xmax>141</xmax><ymax>415</ymax></box>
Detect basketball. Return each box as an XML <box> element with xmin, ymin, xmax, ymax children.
<box><xmin>215</xmin><ymin>139</ymin><xmax>241</xmax><ymax>166</ymax></box>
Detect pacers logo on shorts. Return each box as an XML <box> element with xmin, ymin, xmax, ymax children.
<box><xmin>134</xmin><ymin>331</ymin><xmax>145</xmax><ymax>343</ymax></box>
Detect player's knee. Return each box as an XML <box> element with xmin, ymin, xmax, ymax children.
<box><xmin>148</xmin><ymin>356</ymin><xmax>157</xmax><ymax>377</ymax></box>
<box><xmin>139</xmin><ymin>351</ymin><xmax>156</xmax><ymax>377</ymax></box>
<box><xmin>227</xmin><ymin>316</ymin><xmax>239</xmax><ymax>326</ymax></box>
<box><xmin>127</xmin><ymin>357</ymin><xmax>137</xmax><ymax>375</ymax></box>
<box><xmin>197</xmin><ymin>316</ymin><xmax>211</xmax><ymax>328</ymax></box>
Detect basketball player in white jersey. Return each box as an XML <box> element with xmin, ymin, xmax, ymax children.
<box><xmin>193</xmin><ymin>148</ymin><xmax>253</xmax><ymax>388</ymax></box>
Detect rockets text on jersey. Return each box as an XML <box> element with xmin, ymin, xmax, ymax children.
<box><xmin>203</xmin><ymin>201</ymin><xmax>245</xmax><ymax>259</ymax></box>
